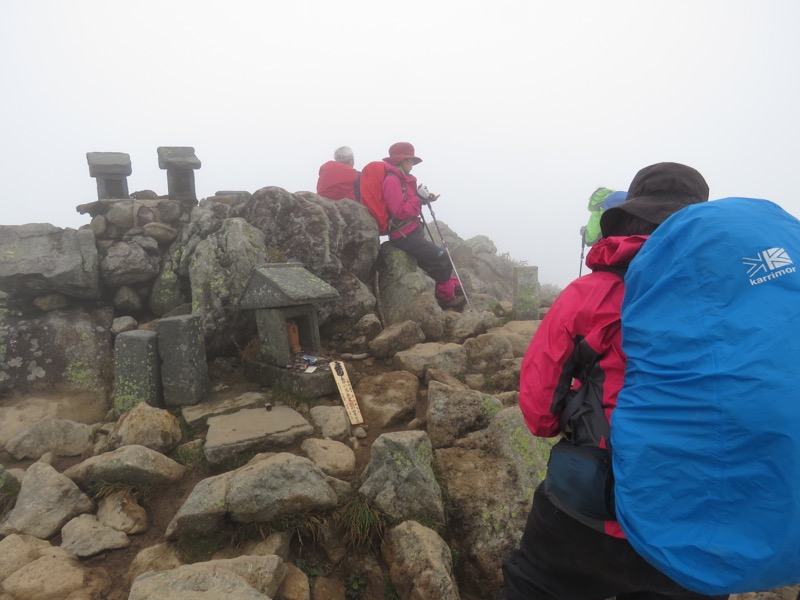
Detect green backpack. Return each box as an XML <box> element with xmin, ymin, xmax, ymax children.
<box><xmin>582</xmin><ymin>188</ymin><xmax>626</xmax><ymax>245</ymax></box>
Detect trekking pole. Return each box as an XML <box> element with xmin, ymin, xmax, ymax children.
<box><xmin>419</xmin><ymin>211</ymin><xmax>437</xmax><ymax>245</ymax></box>
<box><xmin>579</xmin><ymin>227</ymin><xmax>586</xmax><ymax>277</ymax></box>
<box><xmin>424</xmin><ymin>199</ymin><xmax>472</xmax><ymax>311</ymax></box>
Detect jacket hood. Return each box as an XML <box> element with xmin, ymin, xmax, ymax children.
<box><xmin>585</xmin><ymin>235</ymin><xmax>648</xmax><ymax>272</ymax></box>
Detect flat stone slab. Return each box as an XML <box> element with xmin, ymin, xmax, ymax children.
<box><xmin>181</xmin><ymin>391</ymin><xmax>271</xmax><ymax>428</ymax></box>
<box><xmin>204</xmin><ymin>407</ymin><xmax>314</xmax><ymax>466</ymax></box>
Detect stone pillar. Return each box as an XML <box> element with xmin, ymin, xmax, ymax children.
<box><xmin>513</xmin><ymin>265</ymin><xmax>540</xmax><ymax>320</ymax></box>
<box><xmin>157</xmin><ymin>146</ymin><xmax>201</xmax><ymax>201</ymax></box>
<box><xmin>86</xmin><ymin>152</ymin><xmax>132</xmax><ymax>200</ymax></box>
<box><xmin>157</xmin><ymin>314</ymin><xmax>209</xmax><ymax>407</ymax></box>
<box><xmin>114</xmin><ymin>330</ymin><xmax>161</xmax><ymax>414</ymax></box>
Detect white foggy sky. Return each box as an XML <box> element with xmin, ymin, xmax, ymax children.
<box><xmin>1</xmin><ymin>1</ymin><xmax>798</xmax><ymax>288</ymax></box>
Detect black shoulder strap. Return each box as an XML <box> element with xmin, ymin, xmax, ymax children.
<box><xmin>354</xmin><ymin>171</ymin><xmax>361</xmax><ymax>203</ymax></box>
<box><xmin>593</xmin><ymin>264</ymin><xmax>628</xmax><ymax>279</ymax></box>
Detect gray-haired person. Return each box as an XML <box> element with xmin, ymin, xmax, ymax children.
<box><xmin>317</xmin><ymin>146</ymin><xmax>359</xmax><ymax>201</ymax></box>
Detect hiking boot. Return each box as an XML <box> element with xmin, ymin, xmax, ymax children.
<box><xmin>438</xmin><ymin>294</ymin><xmax>466</xmax><ymax>311</ymax></box>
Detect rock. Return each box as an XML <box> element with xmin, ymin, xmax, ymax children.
<box><xmin>97</xmin><ymin>489</ymin><xmax>149</xmax><ymax>534</ymax></box>
<box><xmin>64</xmin><ymin>444</ymin><xmax>186</xmax><ymax>489</ymax></box>
<box><xmin>381</xmin><ymin>520</ymin><xmax>459</xmax><ymax>600</ymax></box>
<box><xmin>111</xmin><ymin>315</ymin><xmax>138</xmax><ymax>334</ymax></box>
<box><xmin>167</xmin><ymin>454</ymin><xmax>339</xmax><ymax>541</ymax></box>
<box><xmin>277</xmin><ymin>562</ymin><xmax>310</xmax><ymax>600</ymax></box>
<box><xmin>359</xmin><ymin>431</ymin><xmax>443</xmax><ymax>523</ymax></box>
<box><xmin>0</xmin><ymin>224</ymin><xmax>99</xmax><ymax>299</ymax></box>
<box><xmin>32</xmin><ymin>293</ymin><xmax>71</xmax><ymax>311</ymax></box>
<box><xmin>392</xmin><ymin>342</ymin><xmax>467</xmax><ymax>378</ymax></box>
<box><xmin>426</xmin><ymin>382</ymin><xmax>501</xmax><ymax>448</ymax></box>
<box><xmin>187</xmin><ymin>217</ymin><xmax>268</xmax><ymax>357</ymax></box>
<box><xmin>463</xmin><ymin>332</ymin><xmax>515</xmax><ymax>374</ymax></box>
<box><xmin>308</xmin><ymin>405</ymin><xmax>351</xmax><ymax>442</ymax></box>
<box><xmin>0</xmin><ymin>534</ymin><xmax>59</xmax><ymax>581</ymax></box>
<box><xmin>106</xmin><ymin>201</ymin><xmax>135</xmax><ymax>229</ymax></box>
<box><xmin>367</xmin><ymin>320</ymin><xmax>425</xmax><ymax>359</ymax></box>
<box><xmin>142</xmin><ymin>222</ymin><xmax>178</xmax><ymax>244</ymax></box>
<box><xmin>487</xmin><ymin>320</ymin><xmax>540</xmax><ymax>357</ymax></box>
<box><xmin>241</xmin><ymin>531</ymin><xmax>293</xmax><ymax>561</ymax></box>
<box><xmin>0</xmin><ymin>305</ymin><xmax>113</xmax><ymax>397</ymax></box>
<box><xmin>113</xmin><ymin>285</ymin><xmax>143</xmax><ymax>313</ymax></box>
<box><xmin>447</xmin><ymin>309</ymin><xmax>499</xmax><ymax>344</ymax></box>
<box><xmin>128</xmin><ymin>555</ymin><xmax>285</xmax><ymax>600</ymax></box>
<box><xmin>226</xmin><ymin>454</ymin><xmax>338</xmax><ymax>524</ymax></box>
<box><xmin>165</xmin><ymin>472</ymin><xmax>231</xmax><ymax>541</ymax></box>
<box><xmin>2</xmin><ymin>461</ymin><xmax>94</xmax><ymax>539</ymax></box>
<box><xmin>433</xmin><ymin>406</ymin><xmax>553</xmax><ymax>596</ymax></box>
<box><xmin>126</xmin><ymin>542</ymin><xmax>184</xmax><ymax>583</ymax></box>
<box><xmin>356</xmin><ymin>371</ymin><xmax>419</xmax><ymax>428</ymax></box>
<box><xmin>300</xmin><ymin>438</ymin><xmax>356</xmax><ymax>478</ymax></box>
<box><xmin>108</xmin><ymin>400</ymin><xmax>182</xmax><ymax>453</ymax></box>
<box><xmin>60</xmin><ymin>513</ymin><xmax>131</xmax><ymax>557</ymax></box>
<box><xmin>1</xmin><ymin>552</ymin><xmax>111</xmax><ymax>599</ymax></box>
<box><xmin>5</xmin><ymin>416</ymin><xmax>95</xmax><ymax>460</ymax></box>
<box><xmin>311</xmin><ymin>576</ymin><xmax>346</xmax><ymax>600</ymax></box>
<box><xmin>100</xmin><ymin>240</ymin><xmax>160</xmax><ymax>287</ymax></box>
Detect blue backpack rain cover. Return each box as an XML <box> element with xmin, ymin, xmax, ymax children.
<box><xmin>614</xmin><ymin>197</ymin><xmax>800</xmax><ymax>594</ymax></box>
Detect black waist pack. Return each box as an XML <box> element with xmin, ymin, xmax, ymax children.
<box><xmin>544</xmin><ymin>439</ymin><xmax>616</xmax><ymax>522</ymax></box>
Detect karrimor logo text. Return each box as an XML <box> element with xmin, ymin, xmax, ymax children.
<box><xmin>743</xmin><ymin>247</ymin><xmax>796</xmax><ymax>285</ymax></box>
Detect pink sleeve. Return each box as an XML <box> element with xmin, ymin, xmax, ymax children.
<box><xmin>383</xmin><ymin>176</ymin><xmax>421</xmax><ymax>220</ymax></box>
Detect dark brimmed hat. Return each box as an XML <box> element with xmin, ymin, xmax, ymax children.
<box><xmin>600</xmin><ymin>162</ymin><xmax>709</xmax><ymax>237</ymax></box>
<box><xmin>384</xmin><ymin>142</ymin><xmax>422</xmax><ymax>166</ymax></box>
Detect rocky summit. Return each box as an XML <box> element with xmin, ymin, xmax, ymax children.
<box><xmin>0</xmin><ymin>181</ymin><xmax>795</xmax><ymax>600</ymax></box>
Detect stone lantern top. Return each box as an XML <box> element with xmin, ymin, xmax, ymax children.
<box><xmin>86</xmin><ymin>152</ymin><xmax>132</xmax><ymax>177</ymax></box>
<box><xmin>157</xmin><ymin>146</ymin><xmax>201</xmax><ymax>170</ymax></box>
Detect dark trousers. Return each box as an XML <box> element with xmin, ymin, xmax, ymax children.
<box><xmin>502</xmin><ymin>484</ymin><xmax>730</xmax><ymax>600</ymax></box>
<box><xmin>389</xmin><ymin>226</ymin><xmax>452</xmax><ymax>284</ymax></box>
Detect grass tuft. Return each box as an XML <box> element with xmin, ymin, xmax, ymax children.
<box><xmin>0</xmin><ymin>487</ymin><xmax>19</xmax><ymax>518</ymax></box>
<box><xmin>330</xmin><ymin>494</ymin><xmax>387</xmax><ymax>553</ymax></box>
<box><xmin>89</xmin><ymin>481</ymin><xmax>154</xmax><ymax>503</ymax></box>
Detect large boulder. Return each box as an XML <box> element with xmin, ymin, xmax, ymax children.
<box><xmin>377</xmin><ymin>243</ymin><xmax>446</xmax><ymax>340</ymax></box>
<box><xmin>0</xmin><ymin>306</ymin><xmax>113</xmax><ymax>398</ymax></box>
<box><xmin>0</xmin><ymin>224</ymin><xmax>100</xmax><ymax>300</ymax></box>
<box><xmin>188</xmin><ymin>217</ymin><xmax>269</xmax><ymax>357</ymax></box>
<box><xmin>239</xmin><ymin>188</ymin><xmax>380</xmax><ymax>332</ymax></box>
<box><xmin>5</xmin><ymin>416</ymin><xmax>95</xmax><ymax>460</ymax></box>
<box><xmin>359</xmin><ymin>431</ymin><xmax>444</xmax><ymax>523</ymax></box>
<box><xmin>239</xmin><ymin>188</ymin><xmax>378</xmax><ymax>282</ymax></box>
<box><xmin>99</xmin><ymin>238</ymin><xmax>161</xmax><ymax>287</ymax></box>
<box><xmin>1</xmin><ymin>461</ymin><xmax>94</xmax><ymax>539</ymax></box>
<box><xmin>382</xmin><ymin>520</ymin><xmax>460</xmax><ymax>600</ymax></box>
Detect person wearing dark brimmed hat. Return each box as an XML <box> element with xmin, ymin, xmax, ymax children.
<box><xmin>498</xmin><ymin>163</ymin><xmax>726</xmax><ymax>600</ymax></box>
<box><xmin>599</xmin><ymin>162</ymin><xmax>710</xmax><ymax>237</ymax></box>
<box><xmin>381</xmin><ymin>142</ymin><xmax>464</xmax><ymax>310</ymax></box>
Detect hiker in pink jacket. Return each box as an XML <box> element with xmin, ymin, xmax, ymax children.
<box><xmin>381</xmin><ymin>142</ymin><xmax>464</xmax><ymax>310</ymax></box>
